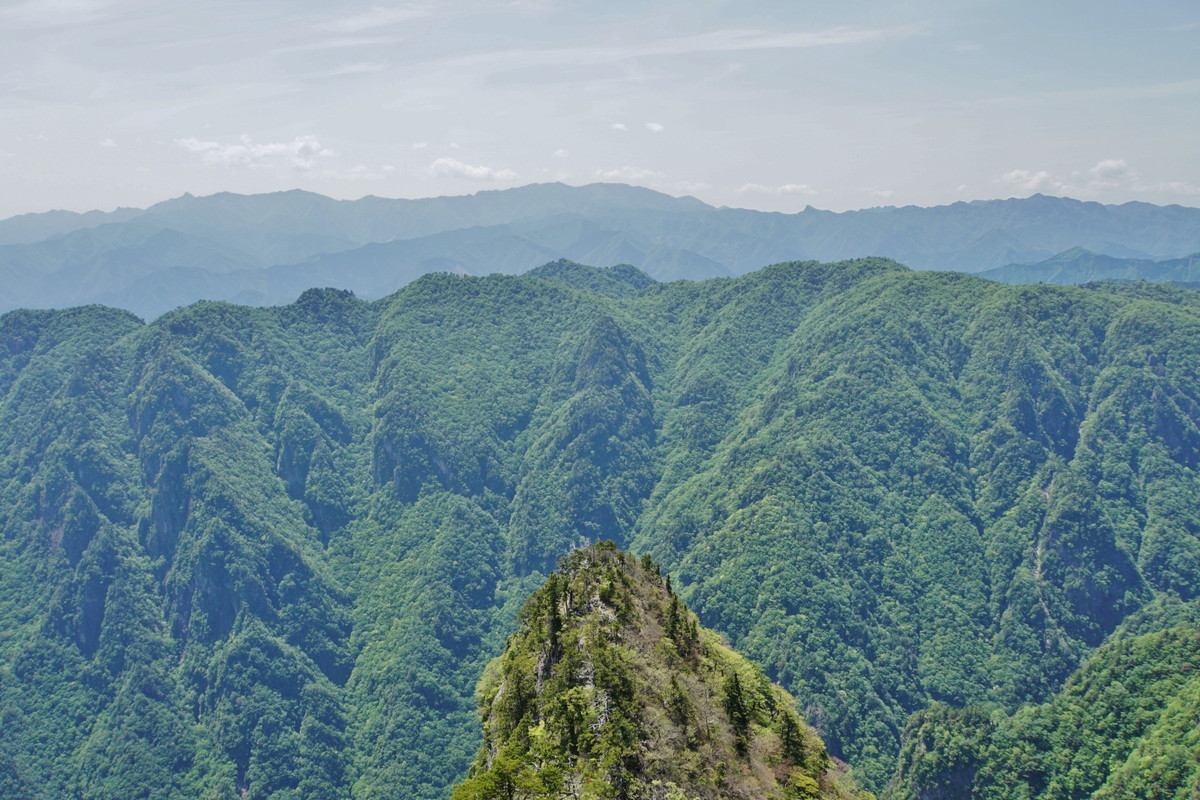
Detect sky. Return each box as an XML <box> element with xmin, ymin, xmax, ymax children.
<box><xmin>1</xmin><ymin>0</ymin><xmax>1198</xmax><ymax>218</ymax></box>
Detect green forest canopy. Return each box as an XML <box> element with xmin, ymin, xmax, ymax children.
<box><xmin>0</xmin><ymin>260</ymin><xmax>1198</xmax><ymax>798</ymax></box>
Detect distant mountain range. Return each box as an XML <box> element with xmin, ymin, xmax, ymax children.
<box><xmin>981</xmin><ymin>246</ymin><xmax>1200</xmax><ymax>286</ymax></box>
<box><xmin>4</xmin><ymin>183</ymin><xmax>1200</xmax><ymax>317</ymax></box>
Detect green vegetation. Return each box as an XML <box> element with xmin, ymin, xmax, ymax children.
<box><xmin>884</xmin><ymin>623</ymin><xmax>1200</xmax><ymax>800</ymax></box>
<box><xmin>0</xmin><ymin>261</ymin><xmax>1198</xmax><ymax>798</ymax></box>
<box><xmin>525</xmin><ymin>260</ymin><xmax>657</xmax><ymax>298</ymax></box>
<box><xmin>452</xmin><ymin>542</ymin><xmax>867</xmax><ymax>800</ymax></box>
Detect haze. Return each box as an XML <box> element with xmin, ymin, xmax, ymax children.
<box><xmin>2</xmin><ymin>0</ymin><xmax>1198</xmax><ymax>218</ymax></box>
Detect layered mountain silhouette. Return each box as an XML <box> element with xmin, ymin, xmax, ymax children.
<box><xmin>982</xmin><ymin>246</ymin><xmax>1200</xmax><ymax>285</ymax></box>
<box><xmin>4</xmin><ymin>183</ymin><xmax>1200</xmax><ymax>318</ymax></box>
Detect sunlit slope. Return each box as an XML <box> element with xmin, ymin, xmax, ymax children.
<box><xmin>884</xmin><ymin>617</ymin><xmax>1200</xmax><ymax>800</ymax></box>
<box><xmin>0</xmin><ymin>261</ymin><xmax>1197</xmax><ymax>797</ymax></box>
<box><xmin>452</xmin><ymin>543</ymin><xmax>868</xmax><ymax>800</ymax></box>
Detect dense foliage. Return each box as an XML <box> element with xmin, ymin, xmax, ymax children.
<box><xmin>0</xmin><ymin>260</ymin><xmax>1198</xmax><ymax>798</ymax></box>
<box><xmin>884</xmin><ymin>620</ymin><xmax>1200</xmax><ymax>799</ymax></box>
<box><xmin>452</xmin><ymin>542</ymin><xmax>866</xmax><ymax>800</ymax></box>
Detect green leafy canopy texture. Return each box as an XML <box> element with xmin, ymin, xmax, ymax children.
<box><xmin>452</xmin><ymin>542</ymin><xmax>868</xmax><ymax>800</ymax></box>
<box><xmin>0</xmin><ymin>260</ymin><xmax>1199</xmax><ymax>798</ymax></box>
<box><xmin>884</xmin><ymin>617</ymin><xmax>1200</xmax><ymax>800</ymax></box>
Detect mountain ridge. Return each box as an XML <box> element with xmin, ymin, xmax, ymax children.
<box><xmin>451</xmin><ymin>542</ymin><xmax>869</xmax><ymax>800</ymax></box>
<box><xmin>4</xmin><ymin>184</ymin><xmax>1200</xmax><ymax>319</ymax></box>
<box><xmin>1</xmin><ymin>259</ymin><xmax>1199</xmax><ymax>798</ymax></box>
<box><xmin>980</xmin><ymin>247</ymin><xmax>1200</xmax><ymax>285</ymax></box>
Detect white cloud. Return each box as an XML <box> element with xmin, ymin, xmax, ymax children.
<box><xmin>428</xmin><ymin>157</ymin><xmax>517</xmax><ymax>181</ymax></box>
<box><xmin>98</xmin><ymin>138</ymin><xmax>117</xmax><ymax>148</ymax></box>
<box><xmin>610</xmin><ymin>122</ymin><xmax>628</xmax><ymax>131</ymax></box>
<box><xmin>596</xmin><ymin>166</ymin><xmax>664</xmax><ymax>181</ymax></box>
<box><xmin>1088</xmin><ymin>158</ymin><xmax>1132</xmax><ymax>185</ymax></box>
<box><xmin>738</xmin><ymin>182</ymin><xmax>816</xmax><ymax>195</ymax></box>
<box><xmin>176</xmin><ymin>135</ymin><xmax>336</xmax><ymax>170</ymax></box>
<box><xmin>997</xmin><ymin>159</ymin><xmax>1200</xmax><ymax>198</ymax></box>
<box><xmin>412</xmin><ymin>141</ymin><xmax>428</xmax><ymax>149</ymax></box>
<box><xmin>646</xmin><ymin>122</ymin><xmax>664</xmax><ymax>133</ymax></box>
<box><xmin>552</xmin><ymin>148</ymin><xmax>569</xmax><ymax>158</ymax></box>
<box><xmin>999</xmin><ymin>169</ymin><xmax>1055</xmax><ymax>192</ymax></box>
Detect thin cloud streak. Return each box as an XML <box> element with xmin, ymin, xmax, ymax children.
<box><xmin>597</xmin><ymin>165</ymin><xmax>664</xmax><ymax>181</ymax></box>
<box><xmin>966</xmin><ymin>77</ymin><xmax>1200</xmax><ymax>110</ymax></box>
<box><xmin>0</xmin><ymin>0</ymin><xmax>128</xmax><ymax>28</ymax></box>
<box><xmin>739</xmin><ymin>183</ymin><xmax>817</xmax><ymax>196</ymax></box>
<box><xmin>314</xmin><ymin>62</ymin><xmax>388</xmax><ymax>77</ymax></box>
<box><xmin>428</xmin><ymin>156</ymin><xmax>517</xmax><ymax>181</ymax></box>
<box><xmin>409</xmin><ymin>24</ymin><xmax>918</xmax><ymax>74</ymax></box>
<box><xmin>314</xmin><ymin>4</ymin><xmax>432</xmax><ymax>33</ymax></box>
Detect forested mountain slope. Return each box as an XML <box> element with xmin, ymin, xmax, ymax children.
<box><xmin>1</xmin><ymin>260</ymin><xmax>1198</xmax><ymax>798</ymax></box>
<box><xmin>885</xmin><ymin>612</ymin><xmax>1200</xmax><ymax>800</ymax></box>
<box><xmin>452</xmin><ymin>542</ymin><xmax>867</xmax><ymax>800</ymax></box>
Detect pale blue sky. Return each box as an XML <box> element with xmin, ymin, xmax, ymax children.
<box><xmin>1</xmin><ymin>0</ymin><xmax>1197</xmax><ymax>216</ymax></box>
